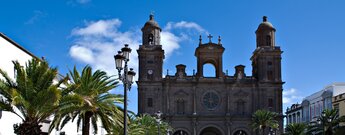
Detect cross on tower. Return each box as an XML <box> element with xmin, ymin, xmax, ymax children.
<box><xmin>208</xmin><ymin>34</ymin><xmax>213</xmax><ymax>43</ymax></box>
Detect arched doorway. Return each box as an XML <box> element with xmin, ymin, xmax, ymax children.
<box><xmin>233</xmin><ymin>130</ymin><xmax>248</xmax><ymax>135</ymax></box>
<box><xmin>173</xmin><ymin>130</ymin><xmax>188</xmax><ymax>135</ymax></box>
<box><xmin>200</xmin><ymin>127</ymin><xmax>222</xmax><ymax>135</ymax></box>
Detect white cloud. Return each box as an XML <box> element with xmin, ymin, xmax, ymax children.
<box><xmin>69</xmin><ymin>18</ymin><xmax>207</xmax><ymax>81</ymax></box>
<box><xmin>72</xmin><ymin>19</ymin><xmax>121</xmax><ymax>36</ymax></box>
<box><xmin>161</xmin><ymin>31</ymin><xmax>180</xmax><ymax>58</ymax></box>
<box><xmin>283</xmin><ymin>88</ymin><xmax>303</xmax><ymax>106</ymax></box>
<box><xmin>69</xmin><ymin>45</ymin><xmax>94</xmax><ymax>63</ymax></box>
<box><xmin>164</xmin><ymin>21</ymin><xmax>207</xmax><ymax>33</ymax></box>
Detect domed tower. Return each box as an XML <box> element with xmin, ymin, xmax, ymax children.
<box><xmin>142</xmin><ymin>14</ymin><xmax>161</xmax><ymax>46</ymax></box>
<box><xmin>256</xmin><ymin>16</ymin><xmax>276</xmax><ymax>48</ymax></box>
<box><xmin>137</xmin><ymin>14</ymin><xmax>165</xmax><ymax>114</ymax></box>
<box><xmin>251</xmin><ymin>16</ymin><xmax>284</xmax><ymax>132</ymax></box>
<box><xmin>251</xmin><ymin>16</ymin><xmax>282</xmax><ymax>82</ymax></box>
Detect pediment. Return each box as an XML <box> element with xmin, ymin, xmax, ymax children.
<box><xmin>236</xmin><ymin>99</ymin><xmax>246</xmax><ymax>103</ymax></box>
<box><xmin>174</xmin><ymin>89</ymin><xmax>189</xmax><ymax>96</ymax></box>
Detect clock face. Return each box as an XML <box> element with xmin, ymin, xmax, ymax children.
<box><xmin>202</xmin><ymin>92</ymin><xmax>220</xmax><ymax>110</ymax></box>
<box><xmin>147</xmin><ymin>69</ymin><xmax>153</xmax><ymax>75</ymax></box>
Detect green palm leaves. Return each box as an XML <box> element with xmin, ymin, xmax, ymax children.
<box><xmin>251</xmin><ymin>109</ymin><xmax>279</xmax><ymax>135</ymax></box>
<box><xmin>307</xmin><ymin>109</ymin><xmax>345</xmax><ymax>135</ymax></box>
<box><xmin>0</xmin><ymin>59</ymin><xmax>172</xmax><ymax>135</ymax></box>
<box><xmin>51</xmin><ymin>66</ymin><xmax>123</xmax><ymax>135</ymax></box>
<box><xmin>285</xmin><ymin>123</ymin><xmax>307</xmax><ymax>135</ymax></box>
<box><xmin>0</xmin><ymin>59</ymin><xmax>68</xmax><ymax>135</ymax></box>
<box><xmin>111</xmin><ymin>114</ymin><xmax>172</xmax><ymax>135</ymax></box>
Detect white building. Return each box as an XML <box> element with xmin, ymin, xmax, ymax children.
<box><xmin>0</xmin><ymin>33</ymin><xmax>106</xmax><ymax>135</ymax></box>
<box><xmin>285</xmin><ymin>83</ymin><xmax>345</xmax><ymax>125</ymax></box>
<box><xmin>0</xmin><ymin>32</ymin><xmax>44</xmax><ymax>135</ymax></box>
<box><xmin>286</xmin><ymin>103</ymin><xmax>302</xmax><ymax>125</ymax></box>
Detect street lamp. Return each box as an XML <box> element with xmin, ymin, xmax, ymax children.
<box><xmin>318</xmin><ymin>110</ymin><xmax>332</xmax><ymax>135</ymax></box>
<box><xmin>156</xmin><ymin>111</ymin><xmax>162</xmax><ymax>135</ymax></box>
<box><xmin>167</xmin><ymin>128</ymin><xmax>172</xmax><ymax>135</ymax></box>
<box><xmin>322</xmin><ymin>111</ymin><xmax>326</xmax><ymax>117</ymax></box>
<box><xmin>114</xmin><ymin>44</ymin><xmax>136</xmax><ymax>135</ymax></box>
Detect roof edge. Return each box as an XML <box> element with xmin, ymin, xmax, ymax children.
<box><xmin>0</xmin><ymin>32</ymin><xmax>40</xmax><ymax>60</ymax></box>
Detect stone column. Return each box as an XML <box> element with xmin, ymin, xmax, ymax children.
<box><xmin>192</xmin><ymin>118</ymin><xmax>198</xmax><ymax>135</ymax></box>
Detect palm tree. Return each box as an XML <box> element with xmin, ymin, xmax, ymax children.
<box><xmin>0</xmin><ymin>59</ymin><xmax>67</xmax><ymax>135</ymax></box>
<box><xmin>111</xmin><ymin>114</ymin><xmax>172</xmax><ymax>135</ymax></box>
<box><xmin>307</xmin><ymin>109</ymin><xmax>345</xmax><ymax>135</ymax></box>
<box><xmin>251</xmin><ymin>109</ymin><xmax>279</xmax><ymax>135</ymax></box>
<box><xmin>50</xmin><ymin>66</ymin><xmax>123</xmax><ymax>135</ymax></box>
<box><xmin>285</xmin><ymin>123</ymin><xmax>307</xmax><ymax>135</ymax></box>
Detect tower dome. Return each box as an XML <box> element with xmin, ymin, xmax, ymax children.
<box><xmin>142</xmin><ymin>14</ymin><xmax>161</xmax><ymax>30</ymax></box>
<box><xmin>256</xmin><ymin>16</ymin><xmax>275</xmax><ymax>32</ymax></box>
<box><xmin>255</xmin><ymin>16</ymin><xmax>276</xmax><ymax>48</ymax></box>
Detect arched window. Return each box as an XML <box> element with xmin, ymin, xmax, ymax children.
<box><xmin>267</xmin><ymin>61</ymin><xmax>273</xmax><ymax>68</ymax></box>
<box><xmin>267</xmin><ymin>61</ymin><xmax>273</xmax><ymax>80</ymax></box>
<box><xmin>203</xmin><ymin>63</ymin><xmax>216</xmax><ymax>77</ymax></box>
<box><xmin>268</xmin><ymin>98</ymin><xmax>273</xmax><ymax>109</ymax></box>
<box><xmin>233</xmin><ymin>130</ymin><xmax>248</xmax><ymax>135</ymax></box>
<box><xmin>147</xmin><ymin>98</ymin><xmax>153</xmax><ymax>107</ymax></box>
<box><xmin>177</xmin><ymin>98</ymin><xmax>185</xmax><ymax>114</ymax></box>
<box><xmin>148</xmin><ymin>33</ymin><xmax>154</xmax><ymax>45</ymax></box>
<box><xmin>236</xmin><ymin>100</ymin><xmax>245</xmax><ymax>115</ymax></box>
<box><xmin>266</xmin><ymin>35</ymin><xmax>272</xmax><ymax>46</ymax></box>
<box><xmin>173</xmin><ymin>130</ymin><xmax>188</xmax><ymax>135</ymax></box>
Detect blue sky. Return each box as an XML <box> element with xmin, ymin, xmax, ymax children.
<box><xmin>1</xmin><ymin>0</ymin><xmax>345</xmax><ymax>114</ymax></box>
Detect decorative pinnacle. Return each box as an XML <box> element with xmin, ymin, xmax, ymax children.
<box><xmin>263</xmin><ymin>16</ymin><xmax>268</xmax><ymax>22</ymax></box>
<box><xmin>218</xmin><ymin>36</ymin><xmax>222</xmax><ymax>44</ymax></box>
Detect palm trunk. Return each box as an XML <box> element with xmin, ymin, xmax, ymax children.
<box><xmin>82</xmin><ymin>111</ymin><xmax>93</xmax><ymax>135</ymax></box>
<box><xmin>262</xmin><ymin>126</ymin><xmax>266</xmax><ymax>135</ymax></box>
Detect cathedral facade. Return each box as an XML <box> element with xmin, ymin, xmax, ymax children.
<box><xmin>137</xmin><ymin>15</ymin><xmax>284</xmax><ymax>135</ymax></box>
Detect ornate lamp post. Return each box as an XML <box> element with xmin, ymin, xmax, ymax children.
<box><xmin>167</xmin><ymin>128</ymin><xmax>172</xmax><ymax>135</ymax></box>
<box><xmin>156</xmin><ymin>111</ymin><xmax>162</xmax><ymax>135</ymax></box>
<box><xmin>114</xmin><ymin>44</ymin><xmax>136</xmax><ymax>135</ymax></box>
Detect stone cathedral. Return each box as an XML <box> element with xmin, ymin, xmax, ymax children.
<box><xmin>137</xmin><ymin>15</ymin><xmax>284</xmax><ymax>135</ymax></box>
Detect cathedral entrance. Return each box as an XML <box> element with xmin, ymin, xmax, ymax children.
<box><xmin>173</xmin><ymin>130</ymin><xmax>188</xmax><ymax>135</ymax></box>
<box><xmin>199</xmin><ymin>127</ymin><xmax>222</xmax><ymax>135</ymax></box>
<box><xmin>233</xmin><ymin>130</ymin><xmax>248</xmax><ymax>135</ymax></box>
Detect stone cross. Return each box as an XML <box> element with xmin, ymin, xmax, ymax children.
<box><xmin>207</xmin><ymin>34</ymin><xmax>213</xmax><ymax>43</ymax></box>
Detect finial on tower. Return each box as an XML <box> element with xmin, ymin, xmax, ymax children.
<box><xmin>150</xmin><ymin>12</ymin><xmax>155</xmax><ymax>20</ymax></box>
<box><xmin>199</xmin><ymin>35</ymin><xmax>202</xmax><ymax>44</ymax></box>
<box><xmin>263</xmin><ymin>16</ymin><xmax>268</xmax><ymax>22</ymax></box>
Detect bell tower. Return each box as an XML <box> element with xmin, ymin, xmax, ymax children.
<box><xmin>195</xmin><ymin>35</ymin><xmax>225</xmax><ymax>78</ymax></box>
<box><xmin>256</xmin><ymin>16</ymin><xmax>276</xmax><ymax>48</ymax></box>
<box><xmin>142</xmin><ymin>14</ymin><xmax>161</xmax><ymax>46</ymax></box>
<box><xmin>137</xmin><ymin>14</ymin><xmax>164</xmax><ymax>81</ymax></box>
<box><xmin>251</xmin><ymin>16</ymin><xmax>282</xmax><ymax>82</ymax></box>
<box><xmin>137</xmin><ymin>14</ymin><xmax>165</xmax><ymax>114</ymax></box>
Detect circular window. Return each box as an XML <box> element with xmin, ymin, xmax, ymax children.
<box><xmin>202</xmin><ymin>91</ymin><xmax>220</xmax><ymax>110</ymax></box>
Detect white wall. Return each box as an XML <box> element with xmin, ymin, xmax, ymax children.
<box><xmin>0</xmin><ymin>35</ymin><xmax>34</xmax><ymax>135</ymax></box>
<box><xmin>0</xmin><ymin>34</ymin><xmax>107</xmax><ymax>135</ymax></box>
<box><xmin>0</xmin><ymin>36</ymin><xmax>33</xmax><ymax>80</ymax></box>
